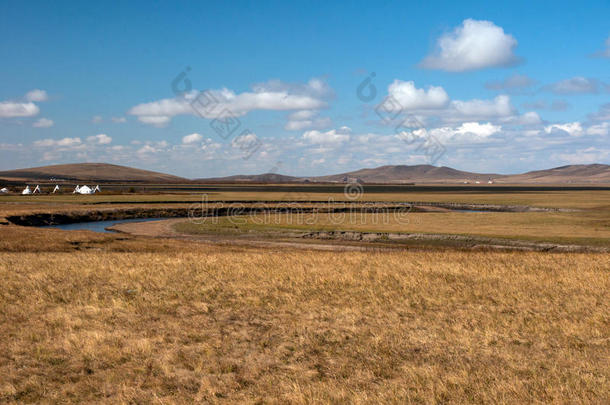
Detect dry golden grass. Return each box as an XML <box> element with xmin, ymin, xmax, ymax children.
<box><xmin>0</xmin><ymin>228</ymin><xmax>609</xmax><ymax>403</ymax></box>
<box><xmin>174</xmin><ymin>209</ymin><xmax>610</xmax><ymax>247</ymax></box>
<box><xmin>3</xmin><ymin>188</ymin><xmax>610</xmax><ymax>209</ymax></box>
<box><xmin>1</xmin><ymin>191</ymin><xmax>609</xmax><ymax>403</ymax></box>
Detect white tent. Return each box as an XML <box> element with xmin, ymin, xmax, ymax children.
<box><xmin>73</xmin><ymin>185</ymin><xmax>81</xmax><ymax>194</ymax></box>
<box><xmin>33</xmin><ymin>185</ymin><xmax>41</xmax><ymax>194</ymax></box>
<box><xmin>75</xmin><ymin>185</ymin><xmax>93</xmax><ymax>195</ymax></box>
<box><xmin>52</xmin><ymin>185</ymin><xmax>60</xmax><ymax>193</ymax></box>
<box><xmin>22</xmin><ymin>186</ymin><xmax>32</xmax><ymax>195</ymax></box>
<box><xmin>93</xmin><ymin>185</ymin><xmax>101</xmax><ymax>193</ymax></box>
<box><xmin>0</xmin><ymin>188</ymin><xmax>8</xmax><ymax>193</ymax></box>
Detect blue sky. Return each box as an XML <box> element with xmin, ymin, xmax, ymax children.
<box><xmin>1</xmin><ymin>0</ymin><xmax>609</xmax><ymax>177</ymax></box>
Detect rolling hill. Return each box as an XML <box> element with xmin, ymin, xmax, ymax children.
<box><xmin>200</xmin><ymin>173</ymin><xmax>302</xmax><ymax>183</ymax></box>
<box><xmin>1</xmin><ymin>163</ymin><xmax>609</xmax><ymax>184</ymax></box>
<box><xmin>312</xmin><ymin>165</ymin><xmax>498</xmax><ymax>183</ymax></box>
<box><xmin>0</xmin><ymin>163</ymin><xmax>186</xmax><ymax>183</ymax></box>
<box><xmin>198</xmin><ymin>164</ymin><xmax>610</xmax><ymax>184</ymax></box>
<box><xmin>501</xmin><ymin>164</ymin><xmax>610</xmax><ymax>183</ymax></box>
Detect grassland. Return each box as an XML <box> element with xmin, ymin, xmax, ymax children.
<box><xmin>173</xmin><ymin>209</ymin><xmax>610</xmax><ymax>247</ymax></box>
<box><xmin>1</xmin><ymin>188</ymin><xmax>609</xmax><ymax>403</ymax></box>
<box><xmin>3</xmin><ymin>187</ymin><xmax>610</xmax><ymax>209</ymax></box>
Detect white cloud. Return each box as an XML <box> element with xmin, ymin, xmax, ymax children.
<box><xmin>91</xmin><ymin>115</ymin><xmax>103</xmax><ymax>123</ymax></box>
<box><xmin>454</xmin><ymin>122</ymin><xmax>501</xmax><ymax>138</ymax></box>
<box><xmin>586</xmin><ymin>122</ymin><xmax>610</xmax><ymax>136</ymax></box>
<box><xmin>386</xmin><ymin>80</ymin><xmax>449</xmax><ymax>110</ymax></box>
<box><xmin>544</xmin><ymin>122</ymin><xmax>584</xmax><ymax>137</ymax></box>
<box><xmin>544</xmin><ymin>77</ymin><xmax>607</xmax><ymax>94</ymax></box>
<box><xmin>129</xmin><ymin>78</ymin><xmax>330</xmax><ymax>126</ymax></box>
<box><xmin>25</xmin><ymin>89</ymin><xmax>48</xmax><ymax>102</ymax></box>
<box><xmin>111</xmin><ymin>117</ymin><xmax>127</xmax><ymax>123</ymax></box>
<box><xmin>137</xmin><ymin>115</ymin><xmax>171</xmax><ymax>127</ymax></box>
<box><xmin>87</xmin><ymin>134</ymin><xmax>112</xmax><ymax>144</ymax></box>
<box><xmin>0</xmin><ymin>89</ymin><xmax>49</xmax><ymax>119</ymax></box>
<box><xmin>32</xmin><ymin>118</ymin><xmax>54</xmax><ymax>128</ymax></box>
<box><xmin>500</xmin><ymin>111</ymin><xmax>542</xmax><ymax>126</ymax></box>
<box><xmin>420</xmin><ymin>19</ymin><xmax>519</xmax><ymax>72</ymax></box>
<box><xmin>136</xmin><ymin>141</ymin><xmax>169</xmax><ymax>155</ymax></box>
<box><xmin>34</xmin><ymin>137</ymin><xmax>82</xmax><ymax>148</ymax></box>
<box><xmin>517</xmin><ymin>111</ymin><xmax>542</xmax><ymax>125</ymax></box>
<box><xmin>303</xmin><ymin>127</ymin><xmax>351</xmax><ymax>145</ymax></box>
<box><xmin>402</xmin><ymin>122</ymin><xmax>501</xmax><ymax>145</ymax></box>
<box><xmin>449</xmin><ymin>95</ymin><xmax>515</xmax><ymax>120</ymax></box>
<box><xmin>285</xmin><ymin>110</ymin><xmax>332</xmax><ymax>130</ymax></box>
<box><xmin>182</xmin><ymin>133</ymin><xmax>203</xmax><ymax>144</ymax></box>
<box><xmin>0</xmin><ymin>101</ymin><xmax>40</xmax><ymax>118</ymax></box>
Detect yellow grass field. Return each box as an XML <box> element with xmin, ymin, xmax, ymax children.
<box><xmin>1</xmin><ymin>238</ymin><xmax>609</xmax><ymax>403</ymax></box>
<box><xmin>1</xmin><ymin>190</ymin><xmax>609</xmax><ymax>403</ymax></box>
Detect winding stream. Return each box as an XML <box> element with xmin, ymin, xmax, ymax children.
<box><xmin>40</xmin><ymin>218</ymin><xmax>168</xmax><ymax>233</ymax></box>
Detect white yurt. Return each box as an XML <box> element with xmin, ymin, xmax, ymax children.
<box><xmin>0</xmin><ymin>188</ymin><xmax>8</xmax><ymax>193</ymax></box>
<box><xmin>76</xmin><ymin>185</ymin><xmax>93</xmax><ymax>195</ymax></box>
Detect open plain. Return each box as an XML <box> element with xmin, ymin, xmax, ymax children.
<box><xmin>0</xmin><ymin>186</ymin><xmax>608</xmax><ymax>403</ymax></box>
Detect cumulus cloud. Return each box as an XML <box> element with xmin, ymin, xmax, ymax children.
<box><xmin>25</xmin><ymin>89</ymin><xmax>48</xmax><ymax>102</ymax></box>
<box><xmin>448</xmin><ymin>95</ymin><xmax>515</xmax><ymax>121</ymax></box>
<box><xmin>34</xmin><ymin>137</ymin><xmax>82</xmax><ymax>148</ymax></box>
<box><xmin>544</xmin><ymin>77</ymin><xmax>608</xmax><ymax>94</ymax></box>
<box><xmin>285</xmin><ymin>110</ymin><xmax>332</xmax><ymax>130</ymax></box>
<box><xmin>182</xmin><ymin>133</ymin><xmax>203</xmax><ymax>144</ymax></box>
<box><xmin>378</xmin><ymin>79</ymin><xmax>518</xmax><ymax>125</ymax></box>
<box><xmin>87</xmin><ymin>134</ymin><xmax>112</xmax><ymax>144</ymax></box>
<box><xmin>32</xmin><ymin>118</ymin><xmax>54</xmax><ymax>128</ymax></box>
<box><xmin>0</xmin><ymin>89</ymin><xmax>48</xmax><ymax>119</ymax></box>
<box><xmin>137</xmin><ymin>115</ymin><xmax>171</xmax><ymax>127</ymax></box>
<box><xmin>129</xmin><ymin>78</ymin><xmax>331</xmax><ymax>126</ymax></box>
<box><xmin>0</xmin><ymin>101</ymin><xmax>40</xmax><ymax>118</ymax></box>
<box><xmin>485</xmin><ymin>74</ymin><xmax>536</xmax><ymax>92</ymax></box>
<box><xmin>586</xmin><ymin>122</ymin><xmax>610</xmax><ymax>136</ymax></box>
<box><xmin>420</xmin><ymin>19</ymin><xmax>519</xmax><ymax>72</ymax></box>
<box><xmin>136</xmin><ymin>141</ymin><xmax>169</xmax><ymax>156</ymax></box>
<box><xmin>454</xmin><ymin>122</ymin><xmax>501</xmax><ymax>138</ymax></box>
<box><xmin>386</xmin><ymin>80</ymin><xmax>449</xmax><ymax>110</ymax></box>
<box><xmin>544</xmin><ymin>122</ymin><xmax>584</xmax><ymax>137</ymax></box>
<box><xmin>402</xmin><ymin>122</ymin><xmax>501</xmax><ymax>145</ymax></box>
<box><xmin>302</xmin><ymin>127</ymin><xmax>351</xmax><ymax>145</ymax></box>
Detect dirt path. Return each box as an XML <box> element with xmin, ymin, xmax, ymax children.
<box><xmin>109</xmin><ymin>218</ymin><xmax>610</xmax><ymax>253</ymax></box>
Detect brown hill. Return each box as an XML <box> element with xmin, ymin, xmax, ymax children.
<box><xmin>199</xmin><ymin>173</ymin><xmax>301</xmax><ymax>183</ymax></box>
<box><xmin>0</xmin><ymin>163</ymin><xmax>186</xmax><ymax>183</ymax></box>
<box><xmin>501</xmin><ymin>164</ymin><xmax>610</xmax><ymax>183</ymax></box>
<box><xmin>198</xmin><ymin>163</ymin><xmax>610</xmax><ymax>184</ymax></box>
<box><xmin>313</xmin><ymin>165</ymin><xmax>498</xmax><ymax>183</ymax></box>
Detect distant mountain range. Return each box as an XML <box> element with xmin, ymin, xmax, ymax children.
<box><xmin>200</xmin><ymin>164</ymin><xmax>610</xmax><ymax>184</ymax></box>
<box><xmin>1</xmin><ymin>162</ymin><xmax>609</xmax><ymax>184</ymax></box>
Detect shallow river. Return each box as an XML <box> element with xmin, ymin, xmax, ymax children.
<box><xmin>41</xmin><ymin>218</ymin><xmax>166</xmax><ymax>233</ymax></box>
